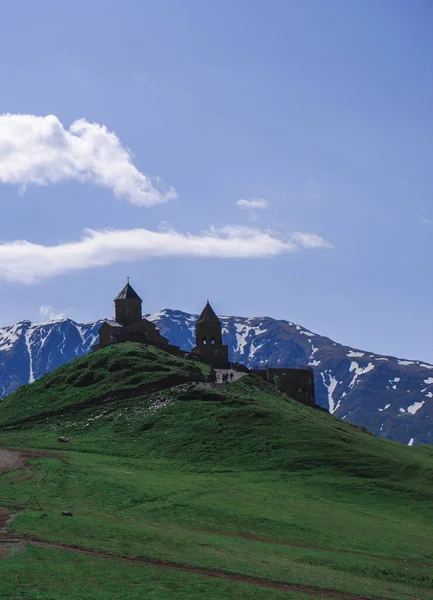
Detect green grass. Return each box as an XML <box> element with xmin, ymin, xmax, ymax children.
<box><xmin>1</xmin><ymin>343</ymin><xmax>433</xmax><ymax>599</ymax></box>
<box><xmin>0</xmin><ymin>546</ymin><xmax>309</xmax><ymax>600</ymax></box>
<box><xmin>0</xmin><ymin>343</ymin><xmax>209</xmax><ymax>425</ymax></box>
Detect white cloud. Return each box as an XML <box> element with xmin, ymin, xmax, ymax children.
<box><xmin>290</xmin><ymin>232</ymin><xmax>333</xmax><ymax>248</ymax></box>
<box><xmin>39</xmin><ymin>305</ymin><xmax>74</xmax><ymax>321</ymax></box>
<box><xmin>0</xmin><ymin>225</ymin><xmax>332</xmax><ymax>283</ymax></box>
<box><xmin>0</xmin><ymin>113</ymin><xmax>176</xmax><ymax>206</ymax></box>
<box><xmin>237</xmin><ymin>198</ymin><xmax>270</xmax><ymax>210</ymax></box>
<box><xmin>421</xmin><ymin>218</ymin><xmax>432</xmax><ymax>225</ymax></box>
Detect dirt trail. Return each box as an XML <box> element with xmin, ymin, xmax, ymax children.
<box><xmin>24</xmin><ymin>536</ymin><xmax>395</xmax><ymax>600</ymax></box>
<box><xmin>0</xmin><ymin>448</ymin><xmax>416</xmax><ymax>598</ymax></box>
<box><xmin>0</xmin><ymin>448</ymin><xmax>67</xmax><ymax>475</ymax></box>
<box><xmin>0</xmin><ymin>448</ymin><xmax>28</xmax><ymax>475</ymax></box>
<box><xmin>185</xmin><ymin>525</ymin><xmax>433</xmax><ymax>569</ymax></box>
<box><xmin>0</xmin><ymin>447</ymin><xmax>66</xmax><ymax>556</ymax></box>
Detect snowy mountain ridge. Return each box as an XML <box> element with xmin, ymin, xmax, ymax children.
<box><xmin>0</xmin><ymin>310</ymin><xmax>432</xmax><ymax>446</ymax></box>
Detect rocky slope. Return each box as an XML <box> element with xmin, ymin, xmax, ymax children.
<box><xmin>0</xmin><ymin>310</ymin><xmax>431</xmax><ymax>445</ymax></box>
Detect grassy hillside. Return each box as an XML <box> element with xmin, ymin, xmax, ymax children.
<box><xmin>1</xmin><ymin>343</ymin><xmax>433</xmax><ymax>600</ymax></box>
<box><xmin>0</xmin><ymin>343</ymin><xmax>209</xmax><ymax>425</ymax></box>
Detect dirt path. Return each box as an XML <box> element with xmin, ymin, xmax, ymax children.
<box><xmin>215</xmin><ymin>369</ymin><xmax>247</xmax><ymax>383</ymax></box>
<box><xmin>185</xmin><ymin>525</ymin><xmax>433</xmax><ymax>569</ymax></box>
<box><xmin>23</xmin><ymin>536</ymin><xmax>394</xmax><ymax>600</ymax></box>
<box><xmin>0</xmin><ymin>448</ymin><xmax>28</xmax><ymax>475</ymax></box>
<box><xmin>0</xmin><ymin>448</ymin><xmax>67</xmax><ymax>475</ymax></box>
<box><xmin>0</xmin><ymin>449</ymin><xmax>413</xmax><ymax>598</ymax></box>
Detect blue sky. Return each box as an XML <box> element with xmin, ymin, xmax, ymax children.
<box><xmin>0</xmin><ymin>0</ymin><xmax>432</xmax><ymax>362</ymax></box>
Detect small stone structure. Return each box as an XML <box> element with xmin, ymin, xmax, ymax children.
<box><xmin>250</xmin><ymin>367</ymin><xmax>316</xmax><ymax>406</ymax></box>
<box><xmin>92</xmin><ymin>281</ymin><xmax>180</xmax><ymax>355</ymax></box>
<box><xmin>191</xmin><ymin>301</ymin><xmax>230</xmax><ymax>368</ymax></box>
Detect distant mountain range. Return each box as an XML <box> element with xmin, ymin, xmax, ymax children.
<box><xmin>0</xmin><ymin>310</ymin><xmax>431</xmax><ymax>445</ymax></box>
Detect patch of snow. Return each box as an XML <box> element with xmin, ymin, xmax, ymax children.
<box><xmin>407</xmin><ymin>401</ymin><xmax>425</xmax><ymax>415</ymax></box>
<box><xmin>308</xmin><ymin>349</ymin><xmax>320</xmax><ymax>366</ymax></box>
<box><xmin>398</xmin><ymin>360</ymin><xmax>415</xmax><ymax>366</ymax></box>
<box><xmin>299</xmin><ymin>330</ymin><xmax>315</xmax><ymax>336</ymax></box>
<box><xmin>399</xmin><ymin>408</ymin><xmax>406</xmax><ymax>413</ymax></box>
<box><xmin>375</xmin><ymin>357</ymin><xmax>388</xmax><ymax>361</ymax></box>
<box><xmin>425</xmin><ymin>392</ymin><xmax>433</xmax><ymax>398</ymax></box>
<box><xmin>147</xmin><ymin>310</ymin><xmax>169</xmax><ymax>322</ymax></box>
<box><xmin>378</xmin><ymin>403</ymin><xmax>391</xmax><ymax>412</ymax></box>
<box><xmin>424</xmin><ymin>377</ymin><xmax>433</xmax><ymax>385</ymax></box>
<box><xmin>24</xmin><ymin>327</ymin><xmax>35</xmax><ymax>383</ymax></box>
<box><xmin>0</xmin><ymin>323</ymin><xmax>22</xmax><ymax>351</ymax></box>
<box><xmin>234</xmin><ymin>323</ymin><xmax>249</xmax><ymax>355</ymax></box>
<box><xmin>310</xmin><ymin>345</ymin><xmax>318</xmax><ymax>359</ymax></box>
<box><xmin>321</xmin><ymin>372</ymin><xmax>340</xmax><ymax>414</ymax></box>
<box><xmin>408</xmin><ymin>438</ymin><xmax>414</xmax><ymax>446</ymax></box>
<box><xmin>348</xmin><ymin>362</ymin><xmax>375</xmax><ymax>388</ymax></box>
<box><xmin>251</xmin><ymin>326</ymin><xmax>267</xmax><ymax>336</ymax></box>
<box><xmin>347</xmin><ymin>351</ymin><xmax>365</xmax><ymax>358</ymax></box>
<box><xmin>420</xmin><ymin>363</ymin><xmax>433</xmax><ymax>369</ymax></box>
<box><xmin>388</xmin><ymin>377</ymin><xmax>400</xmax><ymax>391</ymax></box>
<box><xmin>249</xmin><ymin>341</ymin><xmax>263</xmax><ymax>359</ymax></box>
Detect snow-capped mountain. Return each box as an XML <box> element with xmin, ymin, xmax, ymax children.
<box><xmin>0</xmin><ymin>319</ymin><xmax>103</xmax><ymax>398</ymax></box>
<box><xmin>0</xmin><ymin>310</ymin><xmax>432</xmax><ymax>446</ymax></box>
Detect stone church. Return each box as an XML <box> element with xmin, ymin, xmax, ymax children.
<box><xmin>91</xmin><ymin>281</ymin><xmax>315</xmax><ymax>407</ymax></box>
<box><xmin>91</xmin><ymin>281</ymin><xmax>172</xmax><ymax>352</ymax></box>
<box><xmin>91</xmin><ymin>283</ymin><xmax>229</xmax><ymax>367</ymax></box>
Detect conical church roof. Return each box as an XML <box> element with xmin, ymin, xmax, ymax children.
<box><xmin>196</xmin><ymin>301</ymin><xmax>221</xmax><ymax>325</ymax></box>
<box><xmin>114</xmin><ymin>282</ymin><xmax>142</xmax><ymax>302</ymax></box>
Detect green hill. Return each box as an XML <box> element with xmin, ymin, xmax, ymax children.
<box><xmin>1</xmin><ymin>343</ymin><xmax>433</xmax><ymax>600</ymax></box>
<box><xmin>0</xmin><ymin>343</ymin><xmax>209</xmax><ymax>426</ymax></box>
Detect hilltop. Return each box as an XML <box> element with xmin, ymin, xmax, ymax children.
<box><xmin>0</xmin><ymin>310</ymin><xmax>432</xmax><ymax>446</ymax></box>
<box><xmin>0</xmin><ymin>342</ymin><xmax>431</xmax><ymax>480</ymax></box>
<box><xmin>1</xmin><ymin>343</ymin><xmax>433</xmax><ymax>599</ymax></box>
<box><xmin>0</xmin><ymin>343</ymin><xmax>208</xmax><ymax>428</ymax></box>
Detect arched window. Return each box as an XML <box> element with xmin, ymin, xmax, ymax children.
<box><xmin>211</xmin><ymin>337</ymin><xmax>216</xmax><ymax>344</ymax></box>
<box><xmin>202</xmin><ymin>338</ymin><xmax>207</xmax><ymax>345</ymax></box>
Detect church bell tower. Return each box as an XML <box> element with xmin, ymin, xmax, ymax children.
<box><xmin>192</xmin><ymin>300</ymin><xmax>229</xmax><ymax>367</ymax></box>
<box><xmin>114</xmin><ymin>280</ymin><xmax>142</xmax><ymax>326</ymax></box>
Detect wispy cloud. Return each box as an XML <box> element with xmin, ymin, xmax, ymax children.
<box><xmin>237</xmin><ymin>198</ymin><xmax>270</xmax><ymax>210</ymax></box>
<box><xmin>290</xmin><ymin>232</ymin><xmax>333</xmax><ymax>248</ymax></box>
<box><xmin>0</xmin><ymin>113</ymin><xmax>176</xmax><ymax>206</ymax></box>
<box><xmin>421</xmin><ymin>218</ymin><xmax>432</xmax><ymax>225</ymax></box>
<box><xmin>306</xmin><ymin>180</ymin><xmax>320</xmax><ymax>200</ymax></box>
<box><xmin>0</xmin><ymin>225</ymin><xmax>332</xmax><ymax>283</ymax></box>
<box><xmin>39</xmin><ymin>304</ymin><xmax>74</xmax><ymax>321</ymax></box>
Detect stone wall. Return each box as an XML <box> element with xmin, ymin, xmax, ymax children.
<box><xmin>194</xmin><ymin>343</ymin><xmax>230</xmax><ymax>369</ymax></box>
<box><xmin>250</xmin><ymin>367</ymin><xmax>316</xmax><ymax>406</ymax></box>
